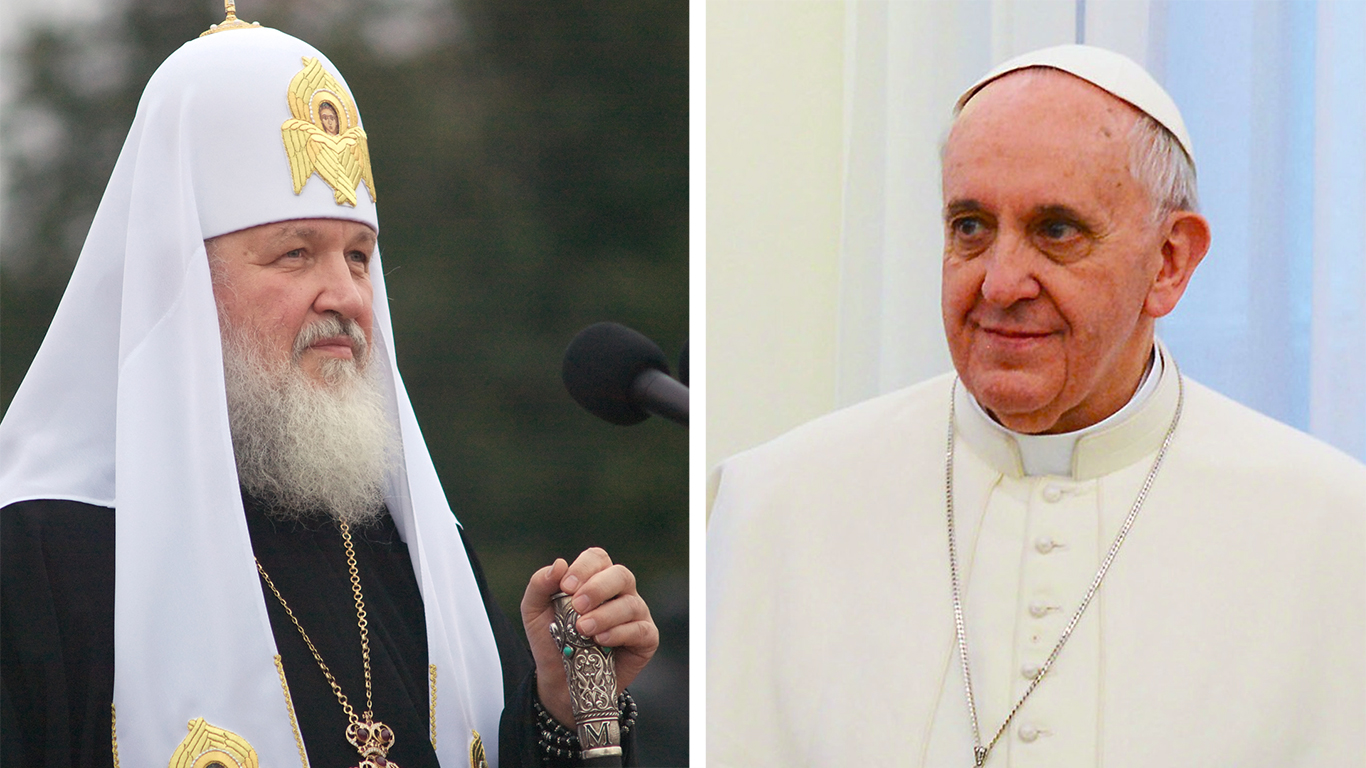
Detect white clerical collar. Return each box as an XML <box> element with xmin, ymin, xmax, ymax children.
<box><xmin>954</xmin><ymin>341</ymin><xmax>1181</xmax><ymax>480</ymax></box>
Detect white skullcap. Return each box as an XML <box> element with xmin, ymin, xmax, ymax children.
<box><xmin>957</xmin><ymin>43</ymin><xmax>1195</xmax><ymax>166</ymax></box>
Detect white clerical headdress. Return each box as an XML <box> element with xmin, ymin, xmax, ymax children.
<box><xmin>957</xmin><ymin>43</ymin><xmax>1195</xmax><ymax>166</ymax></box>
<box><xmin>0</xmin><ymin>23</ymin><xmax>502</xmax><ymax>768</ymax></box>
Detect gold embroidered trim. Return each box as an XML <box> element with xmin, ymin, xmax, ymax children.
<box><xmin>110</xmin><ymin>703</ymin><xmax>121</xmax><ymax>768</ymax></box>
<box><xmin>274</xmin><ymin>654</ymin><xmax>311</xmax><ymax>768</ymax></box>
<box><xmin>280</xmin><ymin>57</ymin><xmax>376</xmax><ymax>207</ymax></box>
<box><xmin>469</xmin><ymin>729</ymin><xmax>488</xmax><ymax>768</ymax></box>
<box><xmin>429</xmin><ymin>663</ymin><xmax>438</xmax><ymax>750</ymax></box>
<box><xmin>169</xmin><ymin>718</ymin><xmax>260</xmax><ymax>768</ymax></box>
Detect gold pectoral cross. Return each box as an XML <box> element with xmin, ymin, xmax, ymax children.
<box><xmin>346</xmin><ymin>717</ymin><xmax>400</xmax><ymax>768</ymax></box>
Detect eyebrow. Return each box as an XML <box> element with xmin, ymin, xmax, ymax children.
<box><xmin>943</xmin><ymin>199</ymin><xmax>986</xmax><ymax>219</ymax></box>
<box><xmin>942</xmin><ymin>200</ymin><xmax>1093</xmax><ymax>224</ymax></box>
<box><xmin>267</xmin><ymin>224</ymin><xmax>318</xmax><ymax>243</ymax></box>
<box><xmin>1033</xmin><ymin>204</ymin><xmax>1089</xmax><ymax>222</ymax></box>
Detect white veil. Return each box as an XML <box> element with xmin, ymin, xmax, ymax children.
<box><xmin>0</xmin><ymin>26</ymin><xmax>503</xmax><ymax>767</ymax></box>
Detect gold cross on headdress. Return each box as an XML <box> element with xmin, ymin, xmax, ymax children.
<box><xmin>201</xmin><ymin>0</ymin><xmax>262</xmax><ymax>37</ymax></box>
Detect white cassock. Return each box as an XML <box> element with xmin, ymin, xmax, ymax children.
<box><xmin>707</xmin><ymin>342</ymin><xmax>1366</xmax><ymax>767</ymax></box>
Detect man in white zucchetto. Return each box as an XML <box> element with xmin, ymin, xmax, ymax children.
<box><xmin>707</xmin><ymin>44</ymin><xmax>1366</xmax><ymax>767</ymax></box>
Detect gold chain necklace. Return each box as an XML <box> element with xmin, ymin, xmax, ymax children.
<box><xmin>256</xmin><ymin>521</ymin><xmax>400</xmax><ymax>768</ymax></box>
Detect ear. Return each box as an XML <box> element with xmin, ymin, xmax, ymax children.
<box><xmin>1143</xmin><ymin>211</ymin><xmax>1210</xmax><ymax>318</ymax></box>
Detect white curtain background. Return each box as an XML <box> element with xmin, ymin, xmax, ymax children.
<box><xmin>836</xmin><ymin>0</ymin><xmax>1366</xmax><ymax>460</ymax></box>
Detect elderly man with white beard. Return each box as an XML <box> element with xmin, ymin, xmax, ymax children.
<box><xmin>211</xmin><ymin>223</ymin><xmax>399</xmax><ymax>526</ymax></box>
<box><xmin>0</xmin><ymin>12</ymin><xmax>656</xmax><ymax>768</ymax></box>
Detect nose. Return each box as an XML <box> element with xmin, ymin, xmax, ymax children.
<box><xmin>312</xmin><ymin>250</ymin><xmax>370</xmax><ymax>321</ymax></box>
<box><xmin>979</xmin><ymin>234</ymin><xmax>1041</xmax><ymax>306</ymax></box>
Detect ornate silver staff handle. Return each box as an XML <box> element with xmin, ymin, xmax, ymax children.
<box><xmin>549</xmin><ymin>592</ymin><xmax>623</xmax><ymax>766</ymax></box>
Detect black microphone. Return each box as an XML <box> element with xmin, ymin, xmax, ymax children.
<box><xmin>562</xmin><ymin>322</ymin><xmax>689</xmax><ymax>427</ymax></box>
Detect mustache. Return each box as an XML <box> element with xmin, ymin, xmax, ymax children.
<box><xmin>292</xmin><ymin>314</ymin><xmax>370</xmax><ymax>364</ymax></box>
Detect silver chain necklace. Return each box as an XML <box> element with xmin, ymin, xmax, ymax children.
<box><xmin>945</xmin><ymin>368</ymin><xmax>1184</xmax><ymax>767</ymax></box>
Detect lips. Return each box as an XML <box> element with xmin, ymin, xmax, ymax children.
<box><xmin>293</xmin><ymin>315</ymin><xmax>369</xmax><ymax>365</ymax></box>
<box><xmin>981</xmin><ymin>326</ymin><xmax>1052</xmax><ymax>339</ymax></box>
<box><xmin>974</xmin><ymin>323</ymin><xmax>1058</xmax><ymax>356</ymax></box>
<box><xmin>309</xmin><ymin>335</ymin><xmax>355</xmax><ymax>357</ymax></box>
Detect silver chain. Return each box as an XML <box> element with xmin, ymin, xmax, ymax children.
<box><xmin>946</xmin><ymin>367</ymin><xmax>1184</xmax><ymax>767</ymax></box>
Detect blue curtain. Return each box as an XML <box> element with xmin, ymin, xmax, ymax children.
<box><xmin>1153</xmin><ymin>0</ymin><xmax>1366</xmax><ymax>459</ymax></box>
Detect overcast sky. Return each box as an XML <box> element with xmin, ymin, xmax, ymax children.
<box><xmin>2</xmin><ymin>0</ymin><xmax>116</xmax><ymax>228</ymax></box>
<box><xmin>4</xmin><ymin>0</ymin><xmax>111</xmax><ymax>68</ymax></box>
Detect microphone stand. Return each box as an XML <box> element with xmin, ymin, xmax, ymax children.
<box><xmin>549</xmin><ymin>593</ymin><xmax>624</xmax><ymax>766</ymax></box>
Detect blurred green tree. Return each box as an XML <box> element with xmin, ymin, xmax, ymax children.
<box><xmin>1</xmin><ymin>0</ymin><xmax>688</xmax><ymax>762</ymax></box>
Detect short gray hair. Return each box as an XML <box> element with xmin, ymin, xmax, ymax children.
<box><xmin>1128</xmin><ymin>113</ymin><xmax>1199</xmax><ymax>221</ymax></box>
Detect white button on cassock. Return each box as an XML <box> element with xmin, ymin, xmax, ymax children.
<box><xmin>1021</xmin><ymin>663</ymin><xmax>1041</xmax><ymax>680</ymax></box>
<box><xmin>1034</xmin><ymin>536</ymin><xmax>1057</xmax><ymax>553</ymax></box>
<box><xmin>1019</xmin><ymin>725</ymin><xmax>1040</xmax><ymax>743</ymax></box>
<box><xmin>1029</xmin><ymin>602</ymin><xmax>1050</xmax><ymax>618</ymax></box>
<box><xmin>1042</xmin><ymin>485</ymin><xmax>1064</xmax><ymax>502</ymax></box>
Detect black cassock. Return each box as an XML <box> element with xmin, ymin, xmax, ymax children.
<box><xmin>1</xmin><ymin>497</ymin><xmax>634</xmax><ymax>768</ymax></box>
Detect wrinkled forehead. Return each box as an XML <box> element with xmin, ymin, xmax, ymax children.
<box><xmin>946</xmin><ymin>69</ymin><xmax>1142</xmax><ymax>169</ymax></box>
<box><xmin>941</xmin><ymin>70</ymin><xmax>1153</xmax><ymax>214</ymax></box>
<box><xmin>142</xmin><ymin>27</ymin><xmax>379</xmax><ymax>238</ymax></box>
<box><xmin>204</xmin><ymin>218</ymin><xmax>379</xmax><ymax>278</ymax></box>
<box><xmin>955</xmin><ymin>67</ymin><xmax>1142</xmax><ymax>132</ymax></box>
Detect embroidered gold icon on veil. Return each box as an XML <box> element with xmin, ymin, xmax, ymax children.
<box><xmin>168</xmin><ymin>718</ymin><xmax>260</xmax><ymax>768</ymax></box>
<box><xmin>469</xmin><ymin>729</ymin><xmax>488</xmax><ymax>768</ymax></box>
<box><xmin>281</xmin><ymin>57</ymin><xmax>376</xmax><ymax>206</ymax></box>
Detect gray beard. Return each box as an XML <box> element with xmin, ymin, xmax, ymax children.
<box><xmin>221</xmin><ymin>316</ymin><xmax>399</xmax><ymax>525</ymax></box>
